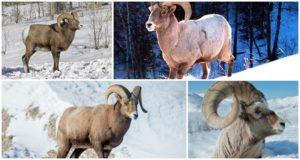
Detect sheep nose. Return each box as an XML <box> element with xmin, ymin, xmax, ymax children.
<box><xmin>146</xmin><ymin>22</ymin><xmax>152</xmax><ymax>28</ymax></box>
<box><xmin>280</xmin><ymin>122</ymin><xmax>285</xmax><ymax>127</ymax></box>
<box><xmin>133</xmin><ymin>114</ymin><xmax>138</xmax><ymax>119</ymax></box>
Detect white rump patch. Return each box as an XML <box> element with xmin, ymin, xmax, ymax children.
<box><xmin>55</xmin><ymin>114</ymin><xmax>62</xmax><ymax>137</ymax></box>
<box><xmin>35</xmin><ymin>47</ymin><xmax>50</xmax><ymax>52</ymax></box>
<box><xmin>22</xmin><ymin>27</ymin><xmax>30</xmax><ymax>43</ymax></box>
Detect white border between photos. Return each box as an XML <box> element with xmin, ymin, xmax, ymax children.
<box><xmin>0</xmin><ymin>0</ymin><xmax>300</xmax><ymax>160</ymax></box>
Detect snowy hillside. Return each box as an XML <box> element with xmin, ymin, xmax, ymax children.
<box><xmin>2</xmin><ymin>3</ymin><xmax>112</xmax><ymax>79</ymax></box>
<box><xmin>2</xmin><ymin>81</ymin><xmax>186</xmax><ymax>158</ymax></box>
<box><xmin>188</xmin><ymin>93</ymin><xmax>298</xmax><ymax>158</ymax></box>
<box><xmin>218</xmin><ymin>54</ymin><xmax>300</xmax><ymax>80</ymax></box>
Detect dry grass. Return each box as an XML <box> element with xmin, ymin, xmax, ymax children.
<box><xmin>24</xmin><ymin>104</ymin><xmax>44</xmax><ymax>120</ymax></box>
<box><xmin>43</xmin><ymin>114</ymin><xmax>57</xmax><ymax>141</ymax></box>
<box><xmin>2</xmin><ymin>108</ymin><xmax>14</xmax><ymax>154</ymax></box>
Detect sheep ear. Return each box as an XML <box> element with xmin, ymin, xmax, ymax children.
<box><xmin>168</xmin><ymin>5</ymin><xmax>176</xmax><ymax>14</ymax></box>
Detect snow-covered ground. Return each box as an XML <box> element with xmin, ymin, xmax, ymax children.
<box><xmin>2</xmin><ymin>4</ymin><xmax>112</xmax><ymax>79</ymax></box>
<box><xmin>184</xmin><ymin>54</ymin><xmax>299</xmax><ymax>80</ymax></box>
<box><xmin>188</xmin><ymin>92</ymin><xmax>298</xmax><ymax>158</ymax></box>
<box><xmin>2</xmin><ymin>81</ymin><xmax>186</xmax><ymax>158</ymax></box>
<box><xmin>218</xmin><ymin>54</ymin><xmax>300</xmax><ymax>80</ymax></box>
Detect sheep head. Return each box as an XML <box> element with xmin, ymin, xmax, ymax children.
<box><xmin>57</xmin><ymin>12</ymin><xmax>82</xmax><ymax>31</ymax></box>
<box><xmin>146</xmin><ymin>2</ymin><xmax>191</xmax><ymax>31</ymax></box>
<box><xmin>104</xmin><ymin>84</ymin><xmax>147</xmax><ymax>120</ymax></box>
<box><xmin>201</xmin><ymin>81</ymin><xmax>285</xmax><ymax>137</ymax></box>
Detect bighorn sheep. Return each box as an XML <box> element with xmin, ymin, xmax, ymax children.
<box><xmin>56</xmin><ymin>84</ymin><xmax>148</xmax><ymax>158</ymax></box>
<box><xmin>201</xmin><ymin>81</ymin><xmax>285</xmax><ymax>158</ymax></box>
<box><xmin>22</xmin><ymin>12</ymin><xmax>82</xmax><ymax>73</ymax></box>
<box><xmin>146</xmin><ymin>2</ymin><xmax>234</xmax><ymax>79</ymax></box>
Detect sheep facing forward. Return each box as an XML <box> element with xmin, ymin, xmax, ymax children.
<box><xmin>201</xmin><ymin>81</ymin><xmax>285</xmax><ymax>158</ymax></box>
<box><xmin>56</xmin><ymin>84</ymin><xmax>148</xmax><ymax>158</ymax></box>
<box><xmin>22</xmin><ymin>12</ymin><xmax>82</xmax><ymax>73</ymax></box>
<box><xmin>146</xmin><ymin>2</ymin><xmax>234</xmax><ymax>79</ymax></box>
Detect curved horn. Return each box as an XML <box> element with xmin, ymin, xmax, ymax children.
<box><xmin>132</xmin><ymin>86</ymin><xmax>148</xmax><ymax>113</ymax></box>
<box><xmin>104</xmin><ymin>84</ymin><xmax>131</xmax><ymax>104</ymax></box>
<box><xmin>57</xmin><ymin>13</ymin><xmax>73</xmax><ymax>29</ymax></box>
<box><xmin>201</xmin><ymin>82</ymin><xmax>241</xmax><ymax>129</ymax></box>
<box><xmin>71</xmin><ymin>12</ymin><xmax>79</xmax><ymax>20</ymax></box>
<box><xmin>162</xmin><ymin>2</ymin><xmax>192</xmax><ymax>21</ymax></box>
<box><xmin>149</xmin><ymin>2</ymin><xmax>154</xmax><ymax>11</ymax></box>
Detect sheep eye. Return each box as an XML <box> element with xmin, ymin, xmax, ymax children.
<box><xmin>161</xmin><ymin>10</ymin><xmax>167</xmax><ymax>15</ymax></box>
<box><xmin>255</xmin><ymin>108</ymin><xmax>261</xmax><ymax>114</ymax></box>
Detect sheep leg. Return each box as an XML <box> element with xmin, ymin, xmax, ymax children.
<box><xmin>70</xmin><ymin>148</ymin><xmax>86</xmax><ymax>158</ymax></box>
<box><xmin>57</xmin><ymin>130</ymin><xmax>71</xmax><ymax>158</ymax></box>
<box><xmin>168</xmin><ymin>67</ymin><xmax>177</xmax><ymax>79</ymax></box>
<box><xmin>103</xmin><ymin>149</ymin><xmax>112</xmax><ymax>158</ymax></box>
<box><xmin>57</xmin><ymin>143</ymin><xmax>71</xmax><ymax>158</ymax></box>
<box><xmin>51</xmin><ymin>51</ymin><xmax>61</xmax><ymax>72</ymax></box>
<box><xmin>177</xmin><ymin>65</ymin><xmax>189</xmax><ymax>79</ymax></box>
<box><xmin>93</xmin><ymin>142</ymin><xmax>104</xmax><ymax>158</ymax></box>
<box><xmin>22</xmin><ymin>47</ymin><xmax>36</xmax><ymax>73</ymax></box>
<box><xmin>200</xmin><ymin>62</ymin><xmax>210</xmax><ymax>79</ymax></box>
<box><xmin>227</xmin><ymin>56</ymin><xmax>234</xmax><ymax>77</ymax></box>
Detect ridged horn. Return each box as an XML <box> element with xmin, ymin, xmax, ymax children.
<box><xmin>71</xmin><ymin>12</ymin><xmax>79</xmax><ymax>20</ymax></box>
<box><xmin>132</xmin><ymin>86</ymin><xmax>148</xmax><ymax>113</ymax></box>
<box><xmin>57</xmin><ymin>12</ymin><xmax>74</xmax><ymax>29</ymax></box>
<box><xmin>161</xmin><ymin>2</ymin><xmax>192</xmax><ymax>21</ymax></box>
<box><xmin>104</xmin><ymin>84</ymin><xmax>131</xmax><ymax>104</ymax></box>
<box><xmin>201</xmin><ymin>81</ymin><xmax>241</xmax><ymax>129</ymax></box>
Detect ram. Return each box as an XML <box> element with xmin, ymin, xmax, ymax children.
<box><xmin>146</xmin><ymin>2</ymin><xmax>234</xmax><ymax>79</ymax></box>
<box><xmin>201</xmin><ymin>81</ymin><xmax>285</xmax><ymax>158</ymax></box>
<box><xmin>22</xmin><ymin>12</ymin><xmax>82</xmax><ymax>73</ymax></box>
<box><xmin>56</xmin><ymin>84</ymin><xmax>148</xmax><ymax>158</ymax></box>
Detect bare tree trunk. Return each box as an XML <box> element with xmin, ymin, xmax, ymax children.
<box><xmin>69</xmin><ymin>2</ymin><xmax>73</xmax><ymax>11</ymax></box>
<box><xmin>42</xmin><ymin>3</ymin><xmax>45</xmax><ymax>17</ymax></box>
<box><xmin>49</xmin><ymin>3</ymin><xmax>55</xmax><ymax>20</ymax></box>
<box><xmin>38</xmin><ymin>3</ymin><xmax>41</xmax><ymax>18</ymax></box>
<box><xmin>253</xmin><ymin>37</ymin><xmax>263</xmax><ymax>57</ymax></box>
<box><xmin>221</xmin><ymin>2</ymin><xmax>230</xmax><ymax>71</ymax></box>
<box><xmin>249</xmin><ymin>3</ymin><xmax>254</xmax><ymax>68</ymax></box>
<box><xmin>266</xmin><ymin>3</ymin><xmax>272</xmax><ymax>60</ymax></box>
<box><xmin>233</xmin><ymin>3</ymin><xmax>238</xmax><ymax>58</ymax></box>
<box><xmin>225</xmin><ymin>2</ymin><xmax>229</xmax><ymax>19</ymax></box>
<box><xmin>126</xmin><ymin>3</ymin><xmax>136</xmax><ymax>78</ymax></box>
<box><xmin>271</xmin><ymin>2</ymin><xmax>282</xmax><ymax>60</ymax></box>
<box><xmin>14</xmin><ymin>3</ymin><xmax>21</xmax><ymax>23</ymax></box>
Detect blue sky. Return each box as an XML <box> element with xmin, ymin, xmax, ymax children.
<box><xmin>189</xmin><ymin>81</ymin><xmax>298</xmax><ymax>99</ymax></box>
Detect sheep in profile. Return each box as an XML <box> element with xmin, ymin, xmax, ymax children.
<box><xmin>22</xmin><ymin>12</ymin><xmax>82</xmax><ymax>73</ymax></box>
<box><xmin>201</xmin><ymin>81</ymin><xmax>285</xmax><ymax>158</ymax></box>
<box><xmin>146</xmin><ymin>2</ymin><xmax>234</xmax><ymax>79</ymax></box>
<box><xmin>56</xmin><ymin>84</ymin><xmax>148</xmax><ymax>158</ymax></box>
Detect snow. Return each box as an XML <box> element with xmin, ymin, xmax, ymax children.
<box><xmin>2</xmin><ymin>58</ymin><xmax>111</xmax><ymax>79</ymax></box>
<box><xmin>2</xmin><ymin>81</ymin><xmax>186</xmax><ymax>158</ymax></box>
<box><xmin>2</xmin><ymin>4</ymin><xmax>112</xmax><ymax>79</ymax></box>
<box><xmin>188</xmin><ymin>92</ymin><xmax>298</xmax><ymax>158</ymax></box>
<box><xmin>217</xmin><ymin>54</ymin><xmax>300</xmax><ymax>80</ymax></box>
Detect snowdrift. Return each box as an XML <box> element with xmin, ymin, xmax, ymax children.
<box><xmin>2</xmin><ymin>81</ymin><xmax>186</xmax><ymax>158</ymax></box>
<box><xmin>218</xmin><ymin>54</ymin><xmax>300</xmax><ymax>80</ymax></box>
